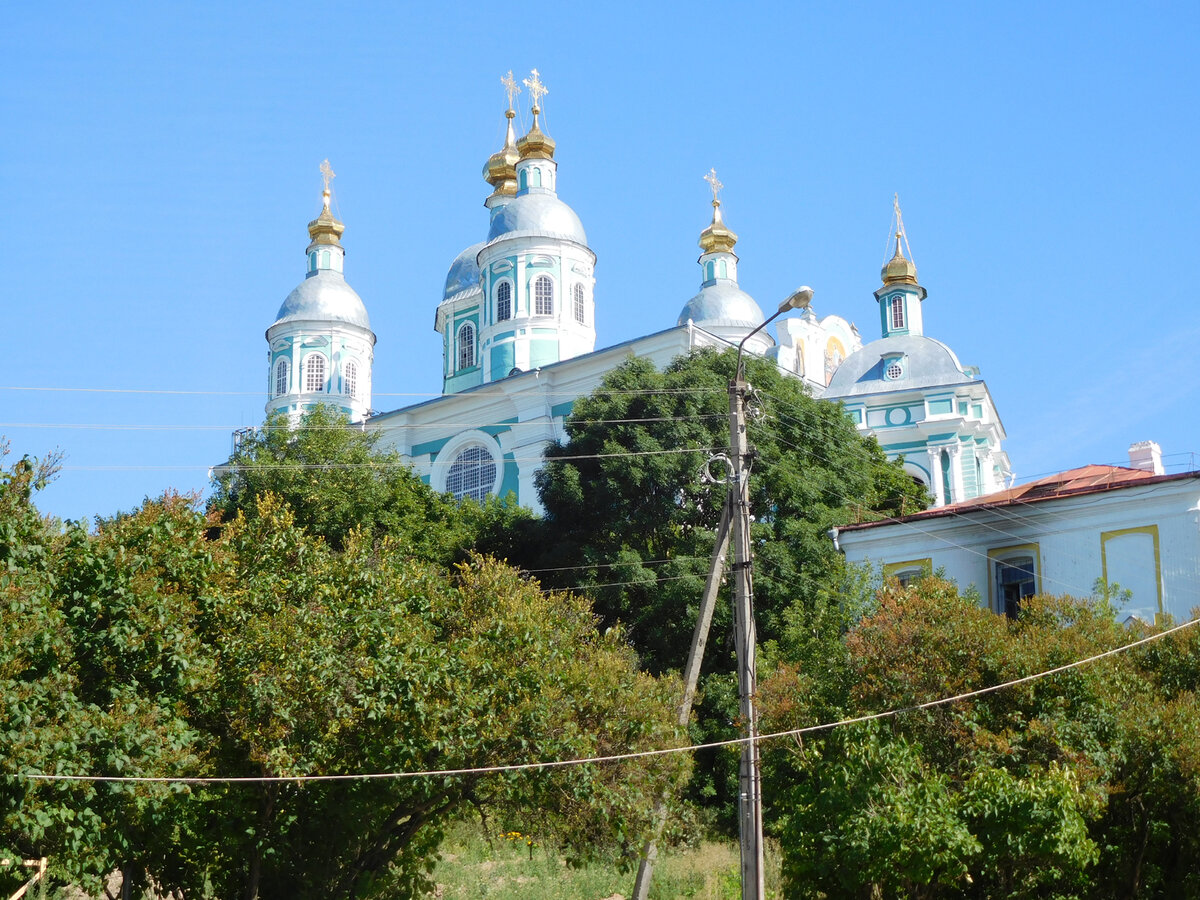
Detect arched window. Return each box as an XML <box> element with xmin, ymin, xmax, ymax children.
<box><xmin>307</xmin><ymin>252</ymin><xmax>316</xmax><ymax>274</ymax></box>
<box><xmin>890</xmin><ymin>295</ymin><xmax>906</xmax><ymax>330</ymax></box>
<box><xmin>446</xmin><ymin>445</ymin><xmax>497</xmax><ymax>502</ymax></box>
<box><xmin>304</xmin><ymin>354</ymin><xmax>326</xmax><ymax>393</ymax></box>
<box><xmin>274</xmin><ymin>358</ymin><xmax>289</xmax><ymax>396</ymax></box>
<box><xmin>496</xmin><ymin>281</ymin><xmax>512</xmax><ymax>321</ymax></box>
<box><xmin>705</xmin><ymin>261</ymin><xmax>715</xmax><ymax>281</ymax></box>
<box><xmin>793</xmin><ymin>346</ymin><xmax>804</xmax><ymax>377</ymax></box>
<box><xmin>457</xmin><ymin>322</ymin><xmax>476</xmax><ymax>370</ymax></box>
<box><xmin>344</xmin><ymin>360</ymin><xmax>358</xmax><ymax>399</ymax></box>
<box><xmin>519</xmin><ymin>169</ymin><xmax>528</xmax><ymax>191</ymax></box>
<box><xmin>534</xmin><ymin>275</ymin><xmax>553</xmax><ymax>316</ymax></box>
<box><xmin>320</xmin><ymin>250</ymin><xmax>330</xmax><ymax>270</ymax></box>
<box><xmin>531</xmin><ymin>167</ymin><xmax>542</xmax><ymax>187</ymax></box>
<box><xmin>573</xmin><ymin>283</ymin><xmax>585</xmax><ymax>324</ymax></box>
<box><xmin>940</xmin><ymin>449</ymin><xmax>953</xmax><ymax>504</ymax></box>
<box><xmin>718</xmin><ymin>259</ymin><xmax>727</xmax><ymax>278</ymax></box>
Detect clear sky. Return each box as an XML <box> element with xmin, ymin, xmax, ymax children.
<box><xmin>6</xmin><ymin>2</ymin><xmax>1199</xmax><ymax>522</ymax></box>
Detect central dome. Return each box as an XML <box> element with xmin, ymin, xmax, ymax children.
<box><xmin>443</xmin><ymin>242</ymin><xmax>485</xmax><ymax>299</ymax></box>
<box><xmin>272</xmin><ymin>271</ymin><xmax>371</xmax><ymax>331</ymax></box>
<box><xmin>487</xmin><ymin>193</ymin><xmax>588</xmax><ymax>246</ymax></box>
<box><xmin>677</xmin><ymin>282</ymin><xmax>765</xmax><ymax>330</ymax></box>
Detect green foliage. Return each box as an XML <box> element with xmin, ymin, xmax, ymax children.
<box><xmin>0</xmin><ymin>442</ymin><xmax>687</xmax><ymax>898</ymax></box>
<box><xmin>528</xmin><ymin>349</ymin><xmax>924</xmax><ymax>826</ymax></box>
<box><xmin>534</xmin><ymin>350</ymin><xmax>923</xmax><ymax>676</ymax></box>
<box><xmin>209</xmin><ymin>404</ymin><xmax>533</xmax><ymax>564</ymax></box>
<box><xmin>761</xmin><ymin>575</ymin><xmax>1200</xmax><ymax>899</ymax></box>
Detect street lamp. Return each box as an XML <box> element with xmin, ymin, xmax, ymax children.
<box><xmin>734</xmin><ymin>286</ymin><xmax>813</xmax><ymax>380</ymax></box>
<box><xmin>728</xmin><ymin>285</ymin><xmax>812</xmax><ymax>900</ymax></box>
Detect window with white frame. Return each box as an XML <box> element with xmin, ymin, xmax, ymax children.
<box><xmin>573</xmin><ymin>283</ymin><xmax>585</xmax><ymax>323</ymax></box>
<box><xmin>446</xmin><ymin>445</ymin><xmax>497</xmax><ymax>502</ymax></box>
<box><xmin>496</xmin><ymin>281</ymin><xmax>512</xmax><ymax>321</ymax></box>
<box><xmin>457</xmin><ymin>322</ymin><xmax>476</xmax><ymax>370</ymax></box>
<box><xmin>344</xmin><ymin>360</ymin><xmax>358</xmax><ymax>399</ymax></box>
<box><xmin>304</xmin><ymin>354</ymin><xmax>326</xmax><ymax>393</ymax></box>
<box><xmin>890</xmin><ymin>295</ymin><xmax>906</xmax><ymax>330</ymax></box>
<box><xmin>274</xmin><ymin>358</ymin><xmax>289</xmax><ymax>397</ymax></box>
<box><xmin>534</xmin><ymin>275</ymin><xmax>553</xmax><ymax>316</ymax></box>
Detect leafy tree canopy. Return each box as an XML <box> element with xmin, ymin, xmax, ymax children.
<box><xmin>1</xmin><ymin>445</ymin><xmax>688</xmax><ymax>899</ymax></box>
<box><xmin>760</xmin><ymin>575</ymin><xmax>1200</xmax><ymax>899</ymax></box>
<box><xmin>209</xmin><ymin>404</ymin><xmax>534</xmax><ymax>565</ymax></box>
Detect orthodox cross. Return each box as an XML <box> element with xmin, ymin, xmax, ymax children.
<box><xmin>320</xmin><ymin>160</ymin><xmax>336</xmax><ymax>207</ymax></box>
<box><xmin>704</xmin><ymin>168</ymin><xmax>724</xmax><ymax>204</ymax></box>
<box><xmin>501</xmin><ymin>70</ymin><xmax>520</xmax><ymax>110</ymax></box>
<box><xmin>893</xmin><ymin>192</ymin><xmax>912</xmax><ymax>259</ymax></box>
<box><xmin>523</xmin><ymin>69</ymin><xmax>548</xmax><ymax>109</ymax></box>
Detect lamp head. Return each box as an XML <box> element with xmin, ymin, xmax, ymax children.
<box><xmin>778</xmin><ymin>285</ymin><xmax>814</xmax><ymax>314</ymax></box>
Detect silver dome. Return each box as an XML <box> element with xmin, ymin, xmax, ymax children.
<box><xmin>443</xmin><ymin>241</ymin><xmax>485</xmax><ymax>299</ymax></box>
<box><xmin>272</xmin><ymin>271</ymin><xmax>371</xmax><ymax>331</ymax></box>
<box><xmin>677</xmin><ymin>283</ymin><xmax>766</xmax><ymax>329</ymax></box>
<box><xmin>825</xmin><ymin>335</ymin><xmax>971</xmax><ymax>397</ymax></box>
<box><xmin>487</xmin><ymin>193</ymin><xmax>588</xmax><ymax>246</ymax></box>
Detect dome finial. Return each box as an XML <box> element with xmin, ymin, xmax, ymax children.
<box><xmin>699</xmin><ymin>168</ymin><xmax>738</xmax><ymax>253</ymax></box>
<box><xmin>308</xmin><ymin>159</ymin><xmax>345</xmax><ymax>248</ymax></box>
<box><xmin>881</xmin><ymin>193</ymin><xmax>918</xmax><ymax>285</ymax></box>
<box><xmin>485</xmin><ymin>72</ymin><xmax>522</xmax><ymax>197</ymax></box>
<box><xmin>517</xmin><ymin>68</ymin><xmax>555</xmax><ymax>160</ymax></box>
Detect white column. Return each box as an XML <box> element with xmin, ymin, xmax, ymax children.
<box><xmin>927</xmin><ymin>447</ymin><xmax>945</xmax><ymax>507</ymax></box>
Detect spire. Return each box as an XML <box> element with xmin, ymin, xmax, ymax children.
<box><xmin>881</xmin><ymin>193</ymin><xmax>918</xmax><ymax>286</ymax></box>
<box><xmin>698</xmin><ymin>168</ymin><xmax>738</xmax><ymax>254</ymax></box>
<box><xmin>516</xmin><ymin>68</ymin><xmax>555</xmax><ymax>160</ymax></box>
<box><xmin>484</xmin><ymin>71</ymin><xmax>522</xmax><ymax>200</ymax></box>
<box><xmin>307</xmin><ymin>159</ymin><xmax>345</xmax><ymax>248</ymax></box>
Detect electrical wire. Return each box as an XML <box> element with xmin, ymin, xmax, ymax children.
<box><xmin>15</xmin><ymin>613</ymin><xmax>1197</xmax><ymax>786</ymax></box>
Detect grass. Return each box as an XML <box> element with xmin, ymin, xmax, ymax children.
<box><xmin>431</xmin><ymin>818</ymin><xmax>780</xmax><ymax>899</ymax></box>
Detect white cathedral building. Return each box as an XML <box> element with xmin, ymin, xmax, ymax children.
<box><xmin>261</xmin><ymin>72</ymin><xmax>1010</xmax><ymax>513</ymax></box>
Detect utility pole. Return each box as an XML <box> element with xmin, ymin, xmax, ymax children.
<box><xmin>728</xmin><ymin>372</ymin><xmax>764</xmax><ymax>900</ymax></box>
<box><xmin>632</xmin><ymin>497</ymin><xmax>733</xmax><ymax>900</ymax></box>
<box><xmin>630</xmin><ymin>285</ymin><xmax>814</xmax><ymax>900</ymax></box>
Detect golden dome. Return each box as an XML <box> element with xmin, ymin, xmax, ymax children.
<box><xmin>699</xmin><ymin>200</ymin><xmax>738</xmax><ymax>254</ymax></box>
<box><xmin>484</xmin><ymin>109</ymin><xmax>521</xmax><ymax>196</ymax></box>
<box><xmin>516</xmin><ymin>106</ymin><xmax>556</xmax><ymax>161</ymax></box>
<box><xmin>307</xmin><ymin>190</ymin><xmax>345</xmax><ymax>248</ymax></box>
<box><xmin>881</xmin><ymin>232</ymin><xmax>918</xmax><ymax>286</ymax></box>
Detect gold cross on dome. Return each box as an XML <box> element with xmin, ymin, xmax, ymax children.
<box><xmin>500</xmin><ymin>70</ymin><xmax>520</xmax><ymax>109</ymax></box>
<box><xmin>320</xmin><ymin>159</ymin><xmax>336</xmax><ymax>193</ymax></box>
<box><xmin>704</xmin><ymin>168</ymin><xmax>724</xmax><ymax>204</ymax></box>
<box><xmin>523</xmin><ymin>69</ymin><xmax>548</xmax><ymax>109</ymax></box>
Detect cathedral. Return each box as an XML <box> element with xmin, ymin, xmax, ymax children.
<box><xmin>262</xmin><ymin>71</ymin><xmax>1010</xmax><ymax>513</ymax></box>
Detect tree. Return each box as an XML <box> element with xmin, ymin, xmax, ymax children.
<box><xmin>759</xmin><ymin>574</ymin><xmax>1200</xmax><ymax>898</ymax></box>
<box><xmin>209</xmin><ymin>404</ymin><xmax>534</xmax><ymax>564</ymax></box>
<box><xmin>528</xmin><ymin>349</ymin><xmax>925</xmax><ymax>823</ymax></box>
<box><xmin>532</xmin><ymin>348</ymin><xmax>924</xmax><ymax>676</ymax></box>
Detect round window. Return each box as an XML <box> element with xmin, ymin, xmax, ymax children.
<box><xmin>445</xmin><ymin>446</ymin><xmax>497</xmax><ymax>502</ymax></box>
<box><xmin>886</xmin><ymin>362</ymin><xmax>903</xmax><ymax>380</ymax></box>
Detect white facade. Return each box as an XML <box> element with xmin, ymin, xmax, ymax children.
<box><xmin>835</xmin><ymin>464</ymin><xmax>1200</xmax><ymax>624</ymax></box>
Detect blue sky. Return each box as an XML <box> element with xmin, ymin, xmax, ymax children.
<box><xmin>6</xmin><ymin>2</ymin><xmax>1199</xmax><ymax>522</ymax></box>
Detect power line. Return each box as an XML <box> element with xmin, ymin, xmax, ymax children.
<box><xmin>15</xmin><ymin>613</ymin><xmax>1197</xmax><ymax>786</ymax></box>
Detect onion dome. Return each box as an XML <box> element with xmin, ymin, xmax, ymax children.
<box><xmin>484</xmin><ymin>109</ymin><xmax>520</xmax><ymax>198</ymax></box>
<box><xmin>677</xmin><ymin>283</ymin><xmax>765</xmax><ymax>329</ymax></box>
<box><xmin>307</xmin><ymin>168</ymin><xmax>345</xmax><ymax>249</ymax></box>
<box><xmin>516</xmin><ymin>69</ymin><xmax>555</xmax><ymax>160</ymax></box>
<box><xmin>270</xmin><ymin>160</ymin><xmax>370</xmax><ymax>331</ymax></box>
<box><xmin>486</xmin><ymin>193</ymin><xmax>587</xmax><ymax>245</ymax></box>
<box><xmin>881</xmin><ymin>231</ymin><xmax>919</xmax><ymax>286</ymax></box>
<box><xmin>443</xmin><ymin>242</ymin><xmax>485</xmax><ymax>300</ymax></box>
<box><xmin>274</xmin><ymin>274</ymin><xmax>370</xmax><ymax>330</ymax></box>
<box><xmin>698</xmin><ymin>199</ymin><xmax>738</xmax><ymax>254</ymax></box>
